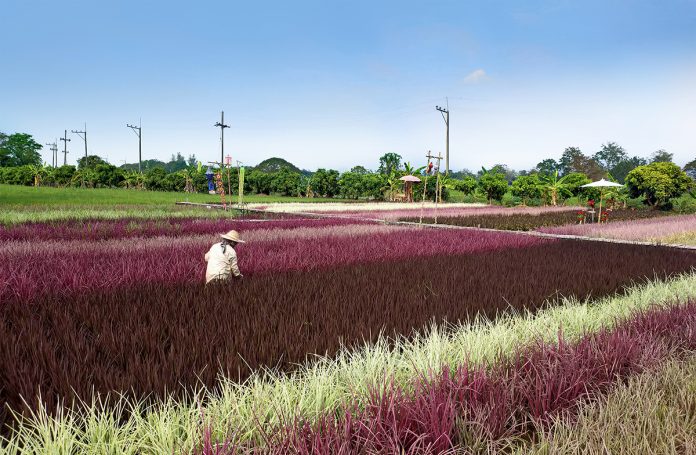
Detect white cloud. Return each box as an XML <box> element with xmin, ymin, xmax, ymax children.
<box><xmin>463</xmin><ymin>69</ymin><xmax>487</xmax><ymax>84</ymax></box>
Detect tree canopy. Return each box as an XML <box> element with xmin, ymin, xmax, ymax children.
<box><xmin>0</xmin><ymin>133</ymin><xmax>43</xmax><ymax>167</ymax></box>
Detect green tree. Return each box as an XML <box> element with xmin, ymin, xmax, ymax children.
<box><xmin>377</xmin><ymin>153</ymin><xmax>402</xmax><ymax>175</ymax></box>
<box><xmin>77</xmin><ymin>155</ymin><xmax>108</xmax><ymax>170</ymax></box>
<box><xmin>558</xmin><ymin>147</ymin><xmax>583</xmax><ymax>176</ymax></box>
<box><xmin>684</xmin><ymin>158</ymin><xmax>696</xmax><ymax>180</ymax></box>
<box><xmin>53</xmin><ymin>165</ymin><xmax>76</xmax><ymax>186</ymax></box>
<box><xmin>510</xmin><ymin>174</ymin><xmax>542</xmax><ymax>204</ymax></box>
<box><xmin>311</xmin><ymin>168</ymin><xmax>340</xmax><ymax>197</ymax></box>
<box><xmin>93</xmin><ymin>164</ymin><xmax>124</xmax><ymax>187</ymax></box>
<box><xmin>650</xmin><ymin>149</ymin><xmax>673</xmax><ymax>163</ymax></box>
<box><xmin>610</xmin><ymin>156</ymin><xmax>646</xmax><ymax>184</ymax></box>
<box><xmin>562</xmin><ymin>172</ymin><xmax>592</xmax><ymax>196</ymax></box>
<box><xmin>535</xmin><ymin>159</ymin><xmax>558</xmax><ymax>177</ymax></box>
<box><xmin>593</xmin><ymin>142</ymin><xmax>627</xmax><ymax>171</ymax></box>
<box><xmin>478</xmin><ymin>167</ymin><xmax>508</xmax><ymax>204</ymax></box>
<box><xmin>144</xmin><ymin>167</ymin><xmax>168</xmax><ymax>191</ymax></box>
<box><xmin>271</xmin><ymin>168</ymin><xmax>302</xmax><ymax>196</ymax></box>
<box><xmin>625</xmin><ymin>162</ymin><xmax>692</xmax><ymax>207</ymax></box>
<box><xmin>350</xmin><ymin>165</ymin><xmax>370</xmax><ymax>175</ymax></box>
<box><xmin>247</xmin><ymin>170</ymin><xmax>273</xmax><ymax>194</ymax></box>
<box><xmin>451</xmin><ymin>175</ymin><xmax>477</xmax><ymax>195</ymax></box>
<box><xmin>338</xmin><ymin>171</ymin><xmax>365</xmax><ymax>199</ymax></box>
<box><xmin>0</xmin><ymin>133</ymin><xmax>43</xmax><ymax>166</ymax></box>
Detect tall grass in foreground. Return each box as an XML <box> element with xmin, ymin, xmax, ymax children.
<box><xmin>3</xmin><ymin>273</ymin><xmax>696</xmax><ymax>454</ymax></box>
<box><xmin>527</xmin><ymin>357</ymin><xmax>696</xmax><ymax>454</ymax></box>
<box><xmin>247</xmin><ymin>302</ymin><xmax>696</xmax><ymax>453</ymax></box>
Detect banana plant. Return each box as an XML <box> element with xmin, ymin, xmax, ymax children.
<box><xmin>539</xmin><ymin>170</ymin><xmax>573</xmax><ymax>206</ymax></box>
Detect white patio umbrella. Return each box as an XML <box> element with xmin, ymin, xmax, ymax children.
<box><xmin>580</xmin><ymin>179</ymin><xmax>623</xmax><ymax>223</ymax></box>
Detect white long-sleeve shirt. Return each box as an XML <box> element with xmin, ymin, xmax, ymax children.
<box><xmin>204</xmin><ymin>243</ymin><xmax>241</xmax><ymax>283</ymax></box>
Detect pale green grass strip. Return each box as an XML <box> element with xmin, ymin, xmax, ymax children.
<box><xmin>4</xmin><ymin>272</ymin><xmax>696</xmax><ymax>454</ymax></box>
<box><xmin>523</xmin><ymin>356</ymin><xmax>696</xmax><ymax>455</ymax></box>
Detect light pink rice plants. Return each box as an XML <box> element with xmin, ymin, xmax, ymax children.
<box><xmin>331</xmin><ymin>205</ymin><xmax>581</xmax><ymax>221</ymax></box>
<box><xmin>539</xmin><ymin>214</ymin><xmax>696</xmax><ymax>242</ymax></box>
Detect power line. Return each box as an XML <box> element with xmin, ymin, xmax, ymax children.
<box><xmin>435</xmin><ymin>99</ymin><xmax>450</xmax><ymax>175</ymax></box>
<box><xmin>71</xmin><ymin>122</ymin><xmax>88</xmax><ymax>158</ymax></box>
<box><xmin>214</xmin><ymin>111</ymin><xmax>229</xmax><ymax>167</ymax></box>
<box><xmin>126</xmin><ymin>119</ymin><xmax>142</xmax><ymax>173</ymax></box>
<box><xmin>59</xmin><ymin>130</ymin><xmax>71</xmax><ymax>166</ymax></box>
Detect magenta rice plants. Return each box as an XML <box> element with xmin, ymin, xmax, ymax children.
<box><xmin>0</xmin><ymin>216</ymin><xmax>371</xmax><ymax>242</ymax></box>
<box><xmin>221</xmin><ymin>302</ymin><xmax>696</xmax><ymax>454</ymax></box>
<box><xmin>0</xmin><ymin>227</ymin><xmax>548</xmax><ymax>302</ymax></box>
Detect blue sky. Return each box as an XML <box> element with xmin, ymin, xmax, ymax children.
<box><xmin>2</xmin><ymin>0</ymin><xmax>695</xmax><ymax>171</ymax></box>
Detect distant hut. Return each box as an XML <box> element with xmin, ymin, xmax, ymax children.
<box><xmin>399</xmin><ymin>175</ymin><xmax>421</xmax><ymax>202</ymax></box>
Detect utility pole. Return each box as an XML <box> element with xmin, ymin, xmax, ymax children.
<box><xmin>419</xmin><ymin>150</ymin><xmax>444</xmax><ymax>225</ymax></box>
<box><xmin>214</xmin><ymin>111</ymin><xmax>229</xmax><ymax>167</ymax></box>
<box><xmin>71</xmin><ymin>123</ymin><xmax>88</xmax><ymax>158</ymax></box>
<box><xmin>59</xmin><ymin>130</ymin><xmax>71</xmax><ymax>166</ymax></box>
<box><xmin>127</xmin><ymin>119</ymin><xmax>142</xmax><ymax>172</ymax></box>
<box><xmin>435</xmin><ymin>100</ymin><xmax>450</xmax><ymax>175</ymax></box>
<box><xmin>45</xmin><ymin>141</ymin><xmax>58</xmax><ymax>167</ymax></box>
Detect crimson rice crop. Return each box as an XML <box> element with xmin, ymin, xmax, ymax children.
<box><xmin>406</xmin><ymin>208</ymin><xmax>668</xmax><ymax>231</ymax></box>
<box><xmin>216</xmin><ymin>302</ymin><xmax>696</xmax><ymax>453</ymax></box>
<box><xmin>1</xmin><ymin>227</ymin><xmax>547</xmax><ymax>302</ymax></box>
<box><xmin>539</xmin><ymin>213</ymin><xmax>696</xmax><ymax>242</ymax></box>
<box><xmin>1</xmin><ymin>242</ymin><xmax>694</xmax><ymax>433</ymax></box>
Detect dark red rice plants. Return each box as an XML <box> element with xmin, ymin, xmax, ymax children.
<box><xmin>407</xmin><ymin>208</ymin><xmax>668</xmax><ymax>231</ymax></box>
<box><xmin>1</xmin><ymin>240</ymin><xmax>694</xmax><ymax>433</ymax></box>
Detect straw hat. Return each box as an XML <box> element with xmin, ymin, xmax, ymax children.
<box><xmin>220</xmin><ymin>230</ymin><xmax>245</xmax><ymax>243</ymax></box>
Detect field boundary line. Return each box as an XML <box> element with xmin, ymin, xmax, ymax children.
<box><xmin>175</xmin><ymin>201</ymin><xmax>696</xmax><ymax>251</ymax></box>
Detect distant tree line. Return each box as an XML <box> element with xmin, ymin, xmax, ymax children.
<box><xmin>1</xmin><ymin>131</ymin><xmax>694</xmax><ymax>209</ymax></box>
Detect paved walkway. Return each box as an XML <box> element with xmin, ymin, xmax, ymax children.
<box><xmin>175</xmin><ymin>201</ymin><xmax>696</xmax><ymax>251</ymax></box>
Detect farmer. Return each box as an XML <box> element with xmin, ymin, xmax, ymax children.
<box><xmin>205</xmin><ymin>230</ymin><xmax>245</xmax><ymax>284</ymax></box>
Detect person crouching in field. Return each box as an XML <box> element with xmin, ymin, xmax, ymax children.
<box><xmin>205</xmin><ymin>230</ymin><xmax>244</xmax><ymax>284</ymax></box>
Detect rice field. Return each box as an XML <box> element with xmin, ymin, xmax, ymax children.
<box><xmin>539</xmin><ymin>213</ymin><xmax>696</xmax><ymax>245</ymax></box>
<box><xmin>1</xmin><ymin>201</ymin><xmax>696</xmax><ymax>453</ymax></box>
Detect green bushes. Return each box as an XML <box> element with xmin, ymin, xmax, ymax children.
<box><xmin>625</xmin><ymin>162</ymin><xmax>693</xmax><ymax>208</ymax></box>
